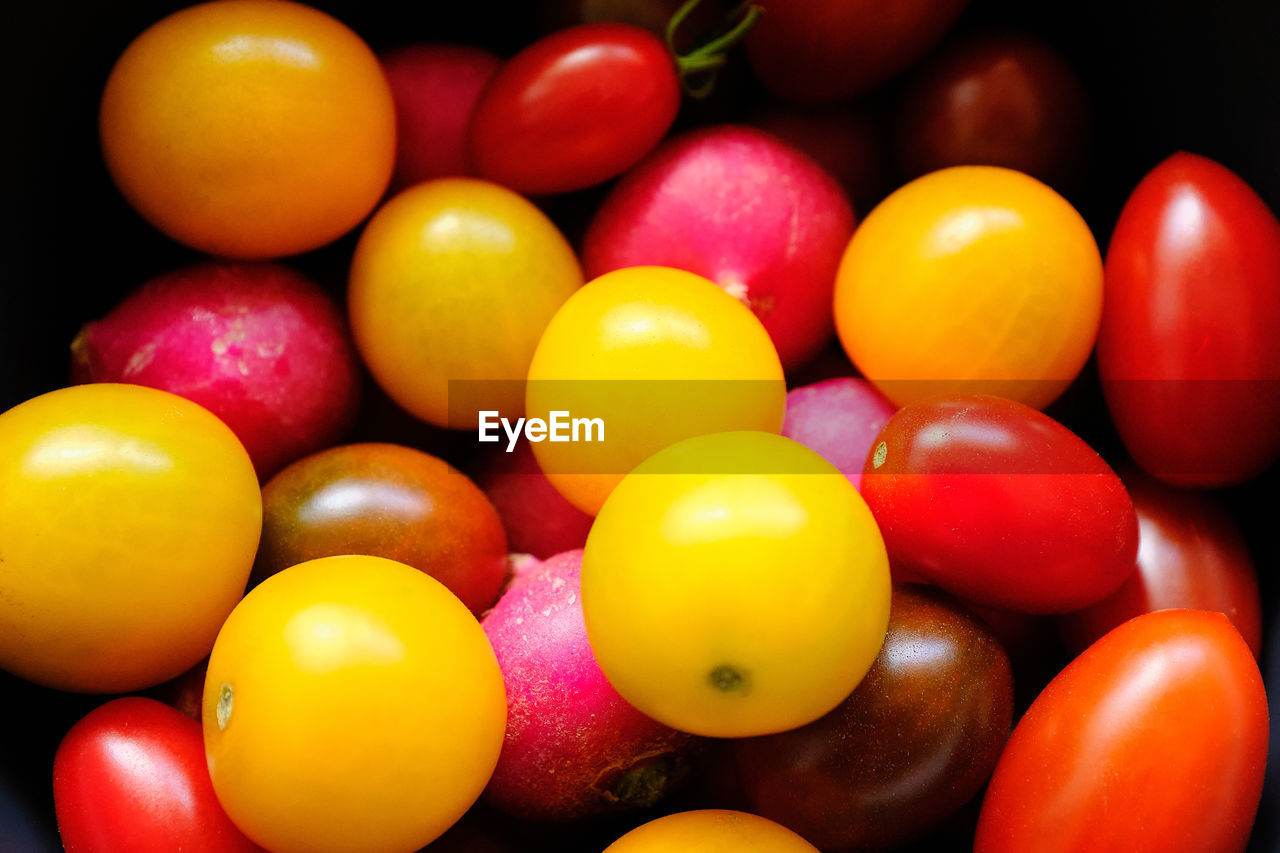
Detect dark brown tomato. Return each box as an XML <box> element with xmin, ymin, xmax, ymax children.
<box><xmin>732</xmin><ymin>584</ymin><xmax>1013</xmax><ymax>852</ymax></box>
<box><xmin>893</xmin><ymin>31</ymin><xmax>1090</xmax><ymax>189</ymax></box>
<box><xmin>255</xmin><ymin>442</ymin><xmax>507</xmax><ymax>615</ymax></box>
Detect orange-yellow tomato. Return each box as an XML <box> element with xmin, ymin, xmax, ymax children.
<box><xmin>0</xmin><ymin>384</ymin><xmax>261</xmax><ymax>693</ymax></box>
<box><xmin>583</xmin><ymin>431</ymin><xmax>890</xmax><ymax>737</ymax></box>
<box><xmin>349</xmin><ymin>178</ymin><xmax>583</xmax><ymax>428</ymax></box>
<box><xmin>100</xmin><ymin>0</ymin><xmax>395</xmax><ymax>258</ymax></box>
<box><xmin>527</xmin><ymin>266</ymin><xmax>786</xmax><ymax>515</ymax></box>
<box><xmin>604</xmin><ymin>810</ymin><xmax>820</xmax><ymax>852</ymax></box>
<box><xmin>834</xmin><ymin>166</ymin><xmax>1103</xmax><ymax>409</ymax></box>
<box><xmin>203</xmin><ymin>555</ymin><xmax>506</xmax><ymax>853</ymax></box>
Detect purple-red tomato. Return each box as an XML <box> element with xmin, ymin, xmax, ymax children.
<box><xmin>467</xmin><ymin>23</ymin><xmax>680</xmax><ymax>194</ymax></box>
<box><xmin>476</xmin><ymin>442</ymin><xmax>593</xmax><ymax>560</ymax></box>
<box><xmin>583</xmin><ymin>125</ymin><xmax>854</xmax><ymax>367</ymax></box>
<box><xmin>733</xmin><ymin>584</ymin><xmax>1013</xmax><ymax>851</ymax></box>
<box><xmin>381</xmin><ymin>44</ymin><xmax>501</xmax><ymax>190</ymax></box>
<box><xmin>71</xmin><ymin>262</ymin><xmax>361</xmax><ymax>479</ymax></box>
<box><xmin>745</xmin><ymin>0</ymin><xmax>970</xmax><ymax>103</ymax></box>
<box><xmin>860</xmin><ymin>394</ymin><xmax>1138</xmax><ymax>613</ymax></box>
<box><xmin>481</xmin><ymin>551</ymin><xmax>700</xmax><ymax>820</ymax></box>
<box><xmin>54</xmin><ymin>697</ymin><xmax>259</xmax><ymax>852</ymax></box>
<box><xmin>1099</xmin><ymin>152</ymin><xmax>1280</xmax><ymax>486</ymax></box>
<box><xmin>976</xmin><ymin>609</ymin><xmax>1268</xmax><ymax>852</ymax></box>
<box><xmin>1058</xmin><ymin>471</ymin><xmax>1262</xmax><ymax>657</ymax></box>
<box><xmin>254</xmin><ymin>442</ymin><xmax>507</xmax><ymax>615</ymax></box>
<box><xmin>752</xmin><ymin>101</ymin><xmax>888</xmax><ymax>207</ymax></box>
<box><xmin>780</xmin><ymin>377</ymin><xmax>896</xmax><ymax>491</ymax></box>
<box><xmin>894</xmin><ymin>30</ymin><xmax>1089</xmax><ymax>188</ymax></box>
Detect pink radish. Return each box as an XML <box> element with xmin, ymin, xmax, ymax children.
<box><xmin>380</xmin><ymin>44</ymin><xmax>501</xmax><ymax>190</ymax></box>
<box><xmin>582</xmin><ymin>125</ymin><xmax>855</xmax><ymax>368</ymax></box>
<box><xmin>71</xmin><ymin>262</ymin><xmax>361</xmax><ymax>478</ymax></box>
<box><xmin>481</xmin><ymin>550</ymin><xmax>700</xmax><ymax>821</ymax></box>
<box><xmin>476</xmin><ymin>442</ymin><xmax>593</xmax><ymax>560</ymax></box>
<box><xmin>781</xmin><ymin>377</ymin><xmax>897</xmax><ymax>490</ymax></box>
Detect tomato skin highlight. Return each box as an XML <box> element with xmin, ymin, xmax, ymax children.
<box><xmin>860</xmin><ymin>394</ymin><xmax>1138</xmax><ymax>613</ymax></box>
<box><xmin>1099</xmin><ymin>152</ymin><xmax>1280</xmax><ymax>486</ymax></box>
<box><xmin>467</xmin><ymin>23</ymin><xmax>680</xmax><ymax>194</ymax></box>
<box><xmin>975</xmin><ymin>609</ymin><xmax>1268</xmax><ymax>853</ymax></box>
<box><xmin>54</xmin><ymin>697</ymin><xmax>259</xmax><ymax>852</ymax></box>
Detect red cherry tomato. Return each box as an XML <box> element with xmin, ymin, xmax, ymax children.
<box><xmin>467</xmin><ymin>23</ymin><xmax>680</xmax><ymax>194</ymax></box>
<box><xmin>976</xmin><ymin>609</ymin><xmax>1268</xmax><ymax>853</ymax></box>
<box><xmin>860</xmin><ymin>394</ymin><xmax>1138</xmax><ymax>613</ymax></box>
<box><xmin>53</xmin><ymin>697</ymin><xmax>259</xmax><ymax>852</ymax></box>
<box><xmin>893</xmin><ymin>30</ymin><xmax>1090</xmax><ymax>188</ymax></box>
<box><xmin>745</xmin><ymin>0</ymin><xmax>970</xmax><ymax>103</ymax></box>
<box><xmin>1099</xmin><ymin>152</ymin><xmax>1280</xmax><ymax>486</ymax></box>
<box><xmin>1058</xmin><ymin>472</ymin><xmax>1262</xmax><ymax>658</ymax></box>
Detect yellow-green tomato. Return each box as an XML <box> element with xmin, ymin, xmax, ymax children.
<box><xmin>834</xmin><ymin>165</ymin><xmax>1103</xmax><ymax>409</ymax></box>
<box><xmin>604</xmin><ymin>810</ymin><xmax>820</xmax><ymax>852</ymax></box>
<box><xmin>348</xmin><ymin>178</ymin><xmax>583</xmax><ymax>428</ymax></box>
<box><xmin>527</xmin><ymin>266</ymin><xmax>786</xmax><ymax>515</ymax></box>
<box><xmin>203</xmin><ymin>555</ymin><xmax>506</xmax><ymax>853</ymax></box>
<box><xmin>582</xmin><ymin>431</ymin><xmax>890</xmax><ymax>737</ymax></box>
<box><xmin>0</xmin><ymin>384</ymin><xmax>261</xmax><ymax>692</ymax></box>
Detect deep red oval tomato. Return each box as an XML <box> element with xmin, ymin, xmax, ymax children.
<box><xmin>54</xmin><ymin>697</ymin><xmax>259</xmax><ymax>852</ymax></box>
<box><xmin>745</xmin><ymin>0</ymin><xmax>970</xmax><ymax>103</ymax></box>
<box><xmin>733</xmin><ymin>584</ymin><xmax>1013</xmax><ymax>851</ymax></box>
<box><xmin>1058</xmin><ymin>471</ymin><xmax>1262</xmax><ymax>657</ymax></box>
<box><xmin>860</xmin><ymin>394</ymin><xmax>1138</xmax><ymax>613</ymax></box>
<box><xmin>893</xmin><ymin>30</ymin><xmax>1090</xmax><ymax>188</ymax></box>
<box><xmin>1099</xmin><ymin>152</ymin><xmax>1280</xmax><ymax>486</ymax></box>
<box><xmin>467</xmin><ymin>23</ymin><xmax>680</xmax><ymax>194</ymax></box>
<box><xmin>975</xmin><ymin>609</ymin><xmax>1268</xmax><ymax>853</ymax></box>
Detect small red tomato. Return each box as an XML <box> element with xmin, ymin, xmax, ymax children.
<box><xmin>976</xmin><ymin>609</ymin><xmax>1268</xmax><ymax>853</ymax></box>
<box><xmin>1058</xmin><ymin>472</ymin><xmax>1262</xmax><ymax>657</ymax></box>
<box><xmin>467</xmin><ymin>23</ymin><xmax>680</xmax><ymax>194</ymax></box>
<box><xmin>1099</xmin><ymin>152</ymin><xmax>1280</xmax><ymax>486</ymax></box>
<box><xmin>860</xmin><ymin>394</ymin><xmax>1138</xmax><ymax>613</ymax></box>
<box><xmin>894</xmin><ymin>30</ymin><xmax>1090</xmax><ymax>188</ymax></box>
<box><xmin>745</xmin><ymin>0</ymin><xmax>970</xmax><ymax>103</ymax></box>
<box><xmin>53</xmin><ymin>697</ymin><xmax>259</xmax><ymax>852</ymax></box>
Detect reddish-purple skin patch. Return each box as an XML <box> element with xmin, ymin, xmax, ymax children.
<box><xmin>781</xmin><ymin>377</ymin><xmax>897</xmax><ymax>491</ymax></box>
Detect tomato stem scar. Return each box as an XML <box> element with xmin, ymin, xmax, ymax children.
<box><xmin>709</xmin><ymin>665</ymin><xmax>749</xmax><ymax>693</ymax></box>
<box><xmin>873</xmin><ymin>441</ymin><xmax>888</xmax><ymax>469</ymax></box>
<box><xmin>217</xmin><ymin>683</ymin><xmax>233</xmax><ymax>731</ymax></box>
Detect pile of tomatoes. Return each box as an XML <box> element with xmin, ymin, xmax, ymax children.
<box><xmin>3</xmin><ymin>1</ymin><xmax>1280</xmax><ymax>851</ymax></box>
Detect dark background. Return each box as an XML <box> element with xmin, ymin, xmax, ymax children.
<box><xmin>4</xmin><ymin>1</ymin><xmax>1280</xmax><ymax>850</ymax></box>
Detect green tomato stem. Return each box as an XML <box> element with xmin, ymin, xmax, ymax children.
<box><xmin>667</xmin><ymin>0</ymin><xmax>765</xmax><ymax>99</ymax></box>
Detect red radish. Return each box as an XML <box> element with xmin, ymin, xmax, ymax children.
<box><xmin>476</xmin><ymin>442</ymin><xmax>593</xmax><ymax>560</ymax></box>
<box><xmin>70</xmin><ymin>262</ymin><xmax>361</xmax><ymax>479</ymax></box>
<box><xmin>381</xmin><ymin>44</ymin><xmax>501</xmax><ymax>191</ymax></box>
<box><xmin>583</xmin><ymin>125</ymin><xmax>855</xmax><ymax>368</ymax></box>
<box><xmin>481</xmin><ymin>550</ymin><xmax>700</xmax><ymax>821</ymax></box>
<box><xmin>54</xmin><ymin>698</ymin><xmax>259</xmax><ymax>852</ymax></box>
<box><xmin>752</xmin><ymin>101</ymin><xmax>888</xmax><ymax>207</ymax></box>
<box><xmin>780</xmin><ymin>377</ymin><xmax>897</xmax><ymax>491</ymax></box>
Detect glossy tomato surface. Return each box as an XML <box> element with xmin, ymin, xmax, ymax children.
<box><xmin>99</xmin><ymin>0</ymin><xmax>395</xmax><ymax>258</ymax></box>
<box><xmin>0</xmin><ymin>384</ymin><xmax>262</xmax><ymax>693</ymax></box>
<box><xmin>1059</xmin><ymin>472</ymin><xmax>1262</xmax><ymax>657</ymax></box>
<box><xmin>605</xmin><ymin>810</ymin><xmax>819</xmax><ymax>853</ymax></box>
<box><xmin>860</xmin><ymin>394</ymin><xmax>1138</xmax><ymax>613</ymax></box>
<box><xmin>745</xmin><ymin>0</ymin><xmax>970</xmax><ymax>103</ymax></box>
<box><xmin>976</xmin><ymin>609</ymin><xmax>1268</xmax><ymax>852</ymax></box>
<box><xmin>255</xmin><ymin>443</ymin><xmax>508</xmax><ymax>614</ymax></box>
<box><xmin>734</xmin><ymin>584</ymin><xmax>1013</xmax><ymax>851</ymax></box>
<box><xmin>1099</xmin><ymin>152</ymin><xmax>1280</xmax><ymax>486</ymax></box>
<box><xmin>467</xmin><ymin>23</ymin><xmax>679</xmax><ymax>194</ymax></box>
<box><xmin>54</xmin><ymin>698</ymin><xmax>258</xmax><ymax>852</ymax></box>
<box><xmin>894</xmin><ymin>30</ymin><xmax>1090</xmax><ymax>188</ymax></box>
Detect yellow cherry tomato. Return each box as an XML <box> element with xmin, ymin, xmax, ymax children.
<box><xmin>0</xmin><ymin>384</ymin><xmax>260</xmax><ymax>693</ymax></box>
<box><xmin>349</xmin><ymin>178</ymin><xmax>583</xmax><ymax>428</ymax></box>
<box><xmin>100</xmin><ymin>0</ymin><xmax>395</xmax><ymax>258</ymax></box>
<box><xmin>526</xmin><ymin>266</ymin><xmax>786</xmax><ymax>515</ymax></box>
<box><xmin>833</xmin><ymin>165</ymin><xmax>1103</xmax><ymax>409</ymax></box>
<box><xmin>203</xmin><ymin>554</ymin><xmax>506</xmax><ymax>853</ymax></box>
<box><xmin>582</xmin><ymin>431</ymin><xmax>890</xmax><ymax>737</ymax></box>
<box><xmin>605</xmin><ymin>810</ymin><xmax>820</xmax><ymax>852</ymax></box>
